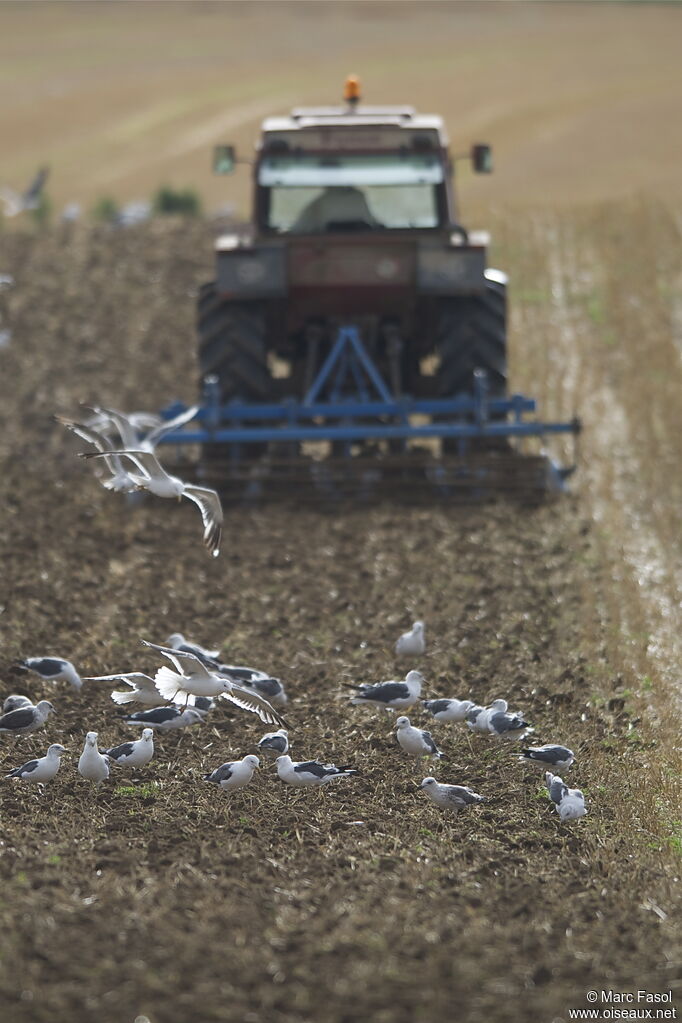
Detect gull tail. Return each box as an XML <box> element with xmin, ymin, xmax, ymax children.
<box><xmin>111</xmin><ymin>690</ymin><xmax>137</xmax><ymax>705</ymax></box>
<box><xmin>154</xmin><ymin>666</ymin><xmax>189</xmax><ymax>702</ymax></box>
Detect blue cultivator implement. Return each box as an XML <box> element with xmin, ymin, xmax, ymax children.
<box><xmin>157</xmin><ymin>326</ymin><xmax>580</xmax><ymax>503</ymax></box>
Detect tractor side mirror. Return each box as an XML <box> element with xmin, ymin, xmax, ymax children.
<box><xmin>213</xmin><ymin>145</ymin><xmax>236</xmax><ymax>174</ymax></box>
<box><xmin>471</xmin><ymin>144</ymin><xmax>493</xmax><ymax>174</ymax></box>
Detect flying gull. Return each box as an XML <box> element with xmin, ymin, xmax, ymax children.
<box><xmin>203</xmin><ymin>754</ymin><xmax>259</xmax><ymax>792</ymax></box>
<box><xmin>142</xmin><ymin>640</ymin><xmax>287</xmax><ymax>727</ymax></box>
<box><xmin>0</xmin><ymin>700</ymin><xmax>55</xmax><ymax>736</ymax></box>
<box><xmin>103</xmin><ymin>728</ymin><xmax>154</xmax><ymax>768</ymax></box>
<box><xmin>395</xmin><ymin>620</ymin><xmax>426</xmax><ymax>657</ymax></box>
<box><xmin>84</xmin><ymin>671</ymin><xmax>164</xmax><ymax>707</ymax></box>
<box><xmin>422</xmin><ymin>698</ymin><xmax>476</xmax><ymax>723</ymax></box>
<box><xmin>545</xmin><ymin>772</ymin><xmax>587</xmax><ymax>821</ymax></box>
<box><xmin>18</xmin><ymin>657</ymin><xmax>82</xmax><ymax>691</ymax></box>
<box><xmin>84</xmin><ymin>403</ymin><xmax>200</xmax><ymax>454</ymax></box>
<box><xmin>276</xmin><ymin>755</ymin><xmax>358</xmax><ymax>788</ymax></box>
<box><xmin>5</xmin><ymin>744</ymin><xmax>67</xmax><ymax>783</ymax></box>
<box><xmin>348</xmin><ymin>670</ymin><xmax>424</xmax><ymax>711</ymax></box>
<box><xmin>55</xmin><ymin>415</ymin><xmax>138</xmax><ymax>493</ymax></box>
<box><xmin>395</xmin><ymin>716</ymin><xmax>444</xmax><ymax>761</ymax></box>
<box><xmin>123</xmin><ymin>706</ymin><xmax>207</xmax><ymax>732</ymax></box>
<box><xmin>78</xmin><ymin>732</ymin><xmax>110</xmax><ymax>785</ymax></box>
<box><xmin>420</xmin><ymin>777</ymin><xmax>486</xmax><ymax>816</ymax></box>
<box><xmin>519</xmin><ymin>744</ymin><xmax>575</xmax><ymax>771</ymax></box>
<box><xmin>0</xmin><ymin>165</ymin><xmax>49</xmax><ymax>217</ymax></box>
<box><xmin>80</xmin><ymin>448</ymin><xmax>223</xmax><ymax>557</ymax></box>
<box><xmin>257</xmin><ymin>728</ymin><xmax>289</xmax><ymax>757</ymax></box>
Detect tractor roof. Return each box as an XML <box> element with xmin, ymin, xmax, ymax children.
<box><xmin>260</xmin><ymin>106</ymin><xmax>448</xmax><ymax>151</ymax></box>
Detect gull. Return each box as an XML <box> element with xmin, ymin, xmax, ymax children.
<box><xmin>546</xmin><ymin>772</ymin><xmax>587</xmax><ymax>821</ymax></box>
<box><xmin>80</xmin><ymin>448</ymin><xmax>222</xmax><ymax>557</ymax></box>
<box><xmin>257</xmin><ymin>728</ymin><xmax>289</xmax><ymax>757</ymax></box>
<box><xmin>83</xmin><ymin>408</ymin><xmax>161</xmax><ymax>440</ymax></box>
<box><xmin>395</xmin><ymin>621</ymin><xmax>426</xmax><ymax>657</ymax></box>
<box><xmin>276</xmin><ymin>755</ymin><xmax>358</xmax><ymax>788</ymax></box>
<box><xmin>519</xmin><ymin>744</ymin><xmax>575</xmax><ymax>771</ymax></box>
<box><xmin>18</xmin><ymin>656</ymin><xmax>82</xmax><ymax>691</ymax></box>
<box><xmin>395</xmin><ymin>716</ymin><xmax>444</xmax><ymax>761</ymax></box>
<box><xmin>5</xmin><ymin>744</ymin><xmax>67</xmax><ymax>783</ymax></box>
<box><xmin>123</xmin><ymin>706</ymin><xmax>207</xmax><ymax>732</ymax></box>
<box><xmin>55</xmin><ymin>415</ymin><xmax>138</xmax><ymax>493</ymax></box>
<box><xmin>167</xmin><ymin>633</ymin><xmax>221</xmax><ymax>665</ymax></box>
<box><xmin>487</xmin><ymin>709</ymin><xmax>531</xmax><ymax>740</ymax></box>
<box><xmin>78</xmin><ymin>732</ymin><xmax>110</xmax><ymax>785</ymax></box>
<box><xmin>219</xmin><ymin>665</ymin><xmax>288</xmax><ymax>708</ymax></box>
<box><xmin>0</xmin><ymin>700</ymin><xmax>55</xmax><ymax>736</ymax></box>
<box><xmin>0</xmin><ymin>165</ymin><xmax>49</xmax><ymax>217</ymax></box>
<box><xmin>422</xmin><ymin>698</ymin><xmax>476</xmax><ymax>723</ymax></box>
<box><xmin>2</xmin><ymin>694</ymin><xmax>33</xmax><ymax>713</ymax></box>
<box><xmin>103</xmin><ymin>728</ymin><xmax>154</xmax><ymax>768</ymax></box>
<box><xmin>84</xmin><ymin>403</ymin><xmax>200</xmax><ymax>453</ymax></box>
<box><xmin>420</xmin><ymin>777</ymin><xmax>486</xmax><ymax>816</ymax></box>
<box><xmin>466</xmin><ymin>699</ymin><xmax>508</xmax><ymax>734</ymax></box>
<box><xmin>142</xmin><ymin>640</ymin><xmax>286</xmax><ymax>727</ymax></box>
<box><xmin>203</xmin><ymin>754</ymin><xmax>259</xmax><ymax>792</ymax></box>
<box><xmin>348</xmin><ymin>670</ymin><xmax>424</xmax><ymax>711</ymax></box>
<box><xmin>84</xmin><ymin>671</ymin><xmax>162</xmax><ymax>707</ymax></box>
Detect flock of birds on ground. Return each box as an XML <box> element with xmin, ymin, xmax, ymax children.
<box><xmin>3</xmin><ymin>592</ymin><xmax>588</xmax><ymax>820</ymax></box>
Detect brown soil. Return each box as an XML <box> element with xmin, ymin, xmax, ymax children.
<box><xmin>0</xmin><ymin>224</ymin><xmax>678</xmax><ymax>1023</ymax></box>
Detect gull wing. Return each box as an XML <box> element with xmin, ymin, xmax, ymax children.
<box><xmin>80</xmin><ymin>448</ymin><xmax>156</xmax><ymax>481</ymax></box>
<box><xmin>55</xmin><ymin>415</ymin><xmax>132</xmax><ymax>480</ymax></box>
<box><xmin>141</xmin><ymin>639</ymin><xmax>215</xmax><ymax>680</ymax></box>
<box><xmin>183</xmin><ymin>485</ymin><xmax>223</xmax><ymax>558</ymax></box>
<box><xmin>145</xmin><ymin>405</ymin><xmax>200</xmax><ymax>447</ymax></box>
<box><xmin>84</xmin><ymin>672</ymin><xmax>156</xmax><ymax>690</ymax></box>
<box><xmin>0</xmin><ymin>187</ymin><xmax>21</xmax><ymax>217</ymax></box>
<box><xmin>220</xmin><ymin>683</ymin><xmax>287</xmax><ymax>728</ymax></box>
<box><xmin>84</xmin><ymin>405</ymin><xmax>139</xmax><ymax>448</ymax></box>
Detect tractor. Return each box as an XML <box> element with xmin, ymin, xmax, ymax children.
<box><xmin>158</xmin><ymin>78</ymin><xmax>578</xmax><ymax>500</ymax></box>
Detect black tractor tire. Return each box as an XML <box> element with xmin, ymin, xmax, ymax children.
<box><xmin>197</xmin><ymin>283</ymin><xmax>272</xmax><ymax>402</ymax></box>
<box><xmin>434</xmin><ymin>275</ymin><xmax>507</xmax><ymax>399</ymax></box>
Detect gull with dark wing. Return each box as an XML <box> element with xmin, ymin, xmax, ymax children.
<box><xmin>348</xmin><ymin>670</ymin><xmax>424</xmax><ymax>712</ymax></box>
<box><xmin>545</xmin><ymin>772</ymin><xmax>587</xmax><ymax>821</ymax></box>
<box><xmin>142</xmin><ymin>640</ymin><xmax>286</xmax><ymax>727</ymax></box>
<box><xmin>395</xmin><ymin>716</ymin><xmax>444</xmax><ymax>762</ymax></box>
<box><xmin>167</xmin><ymin>632</ymin><xmax>221</xmax><ymax>666</ymax></box>
<box><xmin>0</xmin><ymin>700</ymin><xmax>55</xmax><ymax>736</ymax></box>
<box><xmin>19</xmin><ymin>656</ymin><xmax>82</xmax><ymax>691</ymax></box>
<box><xmin>5</xmin><ymin>744</ymin><xmax>67</xmax><ymax>784</ymax></box>
<box><xmin>276</xmin><ymin>755</ymin><xmax>358</xmax><ymax>788</ymax></box>
<box><xmin>80</xmin><ymin>448</ymin><xmax>222</xmax><ymax>557</ymax></box>
<box><xmin>519</xmin><ymin>744</ymin><xmax>575</xmax><ymax>772</ymax></box>
<box><xmin>0</xmin><ymin>165</ymin><xmax>49</xmax><ymax>217</ymax></box>
<box><xmin>218</xmin><ymin>665</ymin><xmax>287</xmax><ymax>708</ymax></box>
<box><xmin>423</xmin><ymin>698</ymin><xmax>476</xmax><ymax>723</ymax></box>
<box><xmin>123</xmin><ymin>706</ymin><xmax>207</xmax><ymax>732</ymax></box>
<box><xmin>203</xmin><ymin>754</ymin><xmax>259</xmax><ymax>793</ymax></box>
<box><xmin>103</xmin><ymin>729</ymin><xmax>154</xmax><ymax>769</ymax></box>
<box><xmin>2</xmin><ymin>694</ymin><xmax>33</xmax><ymax>713</ymax></box>
<box><xmin>257</xmin><ymin>728</ymin><xmax>289</xmax><ymax>757</ymax></box>
<box><xmin>420</xmin><ymin>777</ymin><xmax>486</xmax><ymax>816</ymax></box>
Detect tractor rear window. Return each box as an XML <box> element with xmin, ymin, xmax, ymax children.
<box><xmin>260</xmin><ymin>154</ymin><xmax>443</xmax><ymax>233</ymax></box>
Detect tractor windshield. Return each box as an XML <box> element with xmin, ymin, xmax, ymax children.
<box><xmin>259</xmin><ymin>153</ymin><xmax>444</xmax><ymax>233</ymax></box>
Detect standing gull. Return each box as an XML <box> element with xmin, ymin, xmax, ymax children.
<box><xmin>78</xmin><ymin>732</ymin><xmax>110</xmax><ymax>785</ymax></box>
<box><xmin>487</xmin><ymin>709</ymin><xmax>530</xmax><ymax>740</ymax></box>
<box><xmin>519</xmin><ymin>744</ymin><xmax>575</xmax><ymax>771</ymax></box>
<box><xmin>0</xmin><ymin>700</ymin><xmax>55</xmax><ymax>736</ymax></box>
<box><xmin>19</xmin><ymin>657</ymin><xmax>82</xmax><ymax>691</ymax></box>
<box><xmin>103</xmin><ymin>729</ymin><xmax>154</xmax><ymax>769</ymax></box>
<box><xmin>257</xmin><ymin>728</ymin><xmax>289</xmax><ymax>757</ymax></box>
<box><xmin>545</xmin><ymin>772</ymin><xmax>587</xmax><ymax>821</ymax></box>
<box><xmin>142</xmin><ymin>641</ymin><xmax>286</xmax><ymax>727</ymax></box>
<box><xmin>80</xmin><ymin>448</ymin><xmax>223</xmax><ymax>557</ymax></box>
<box><xmin>423</xmin><ymin>698</ymin><xmax>476</xmax><ymax>723</ymax></box>
<box><xmin>219</xmin><ymin>665</ymin><xmax>288</xmax><ymax>708</ymax></box>
<box><xmin>123</xmin><ymin>706</ymin><xmax>207</xmax><ymax>732</ymax></box>
<box><xmin>348</xmin><ymin>670</ymin><xmax>424</xmax><ymax>712</ymax></box>
<box><xmin>420</xmin><ymin>777</ymin><xmax>486</xmax><ymax>816</ymax></box>
<box><xmin>203</xmin><ymin>754</ymin><xmax>259</xmax><ymax>793</ymax></box>
<box><xmin>395</xmin><ymin>716</ymin><xmax>444</xmax><ymax>762</ymax></box>
<box><xmin>467</xmin><ymin>699</ymin><xmax>508</xmax><ymax>734</ymax></box>
<box><xmin>395</xmin><ymin>621</ymin><xmax>426</xmax><ymax>658</ymax></box>
<box><xmin>276</xmin><ymin>755</ymin><xmax>358</xmax><ymax>788</ymax></box>
<box><xmin>5</xmin><ymin>744</ymin><xmax>67</xmax><ymax>784</ymax></box>
<box><xmin>2</xmin><ymin>694</ymin><xmax>33</xmax><ymax>713</ymax></box>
